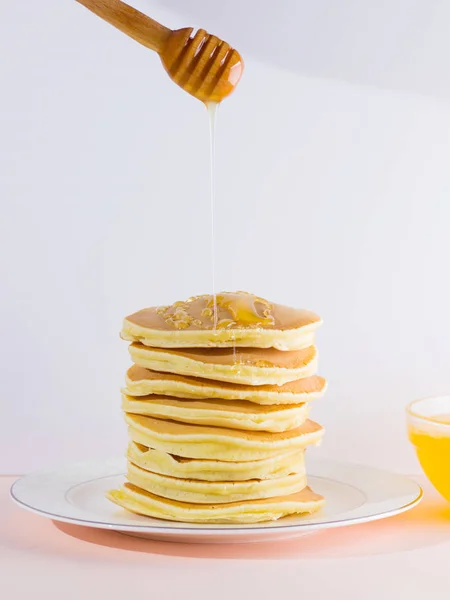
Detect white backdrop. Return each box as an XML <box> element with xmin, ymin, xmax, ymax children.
<box><xmin>1</xmin><ymin>0</ymin><xmax>450</xmax><ymax>474</ymax></box>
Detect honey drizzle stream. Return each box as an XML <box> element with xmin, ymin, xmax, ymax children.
<box><xmin>206</xmin><ymin>103</ymin><xmax>236</xmax><ymax>366</ymax></box>
<box><xmin>206</xmin><ymin>101</ymin><xmax>219</xmax><ymax>329</ymax></box>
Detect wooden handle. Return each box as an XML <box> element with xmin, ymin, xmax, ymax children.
<box><xmin>75</xmin><ymin>0</ymin><xmax>172</xmax><ymax>54</ymax></box>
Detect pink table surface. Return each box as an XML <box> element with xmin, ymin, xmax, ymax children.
<box><xmin>2</xmin><ymin>474</ymin><xmax>450</xmax><ymax>600</ymax></box>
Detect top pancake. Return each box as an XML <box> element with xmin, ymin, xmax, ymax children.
<box><xmin>121</xmin><ymin>291</ymin><xmax>321</xmax><ymax>350</ymax></box>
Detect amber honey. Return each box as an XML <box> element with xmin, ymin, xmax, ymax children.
<box><xmin>407</xmin><ymin>398</ymin><xmax>450</xmax><ymax>501</ymax></box>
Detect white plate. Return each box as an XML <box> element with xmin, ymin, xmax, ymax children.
<box><xmin>10</xmin><ymin>458</ymin><xmax>422</xmax><ymax>544</ymax></box>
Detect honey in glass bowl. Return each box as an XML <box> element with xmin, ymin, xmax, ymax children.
<box><xmin>407</xmin><ymin>396</ymin><xmax>450</xmax><ymax>501</ymax></box>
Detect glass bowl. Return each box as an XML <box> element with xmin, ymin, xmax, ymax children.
<box><xmin>406</xmin><ymin>396</ymin><xmax>450</xmax><ymax>501</ymax></box>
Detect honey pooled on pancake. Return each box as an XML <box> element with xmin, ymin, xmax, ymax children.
<box><xmin>121</xmin><ymin>291</ymin><xmax>322</xmax><ymax>350</ymax></box>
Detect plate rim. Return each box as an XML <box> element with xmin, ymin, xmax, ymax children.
<box><xmin>10</xmin><ymin>458</ymin><xmax>423</xmax><ymax>536</ymax></box>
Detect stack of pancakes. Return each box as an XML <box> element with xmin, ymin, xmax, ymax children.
<box><xmin>107</xmin><ymin>292</ymin><xmax>327</xmax><ymax>524</ymax></box>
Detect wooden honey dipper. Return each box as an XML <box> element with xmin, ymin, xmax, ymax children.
<box><xmin>76</xmin><ymin>0</ymin><xmax>244</xmax><ymax>103</ymax></box>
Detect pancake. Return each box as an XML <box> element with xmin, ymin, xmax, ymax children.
<box><xmin>122</xmin><ymin>292</ymin><xmax>321</xmax><ymax>351</ymax></box>
<box><xmin>127</xmin><ymin>442</ymin><xmax>306</xmax><ymax>481</ymax></box>
<box><xmin>122</xmin><ymin>394</ymin><xmax>310</xmax><ymax>432</ymax></box>
<box><xmin>124</xmin><ymin>365</ymin><xmax>327</xmax><ymax>405</ymax></box>
<box><xmin>121</xmin><ymin>292</ymin><xmax>322</xmax><ymax>350</ymax></box>
<box><xmin>106</xmin><ymin>482</ymin><xmax>325</xmax><ymax>524</ymax></box>
<box><xmin>127</xmin><ymin>461</ymin><xmax>307</xmax><ymax>504</ymax></box>
<box><xmin>126</xmin><ymin>414</ymin><xmax>324</xmax><ymax>461</ymax></box>
<box><xmin>128</xmin><ymin>344</ymin><xmax>318</xmax><ymax>386</ymax></box>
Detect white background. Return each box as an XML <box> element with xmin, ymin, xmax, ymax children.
<box><xmin>1</xmin><ymin>0</ymin><xmax>450</xmax><ymax>474</ymax></box>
